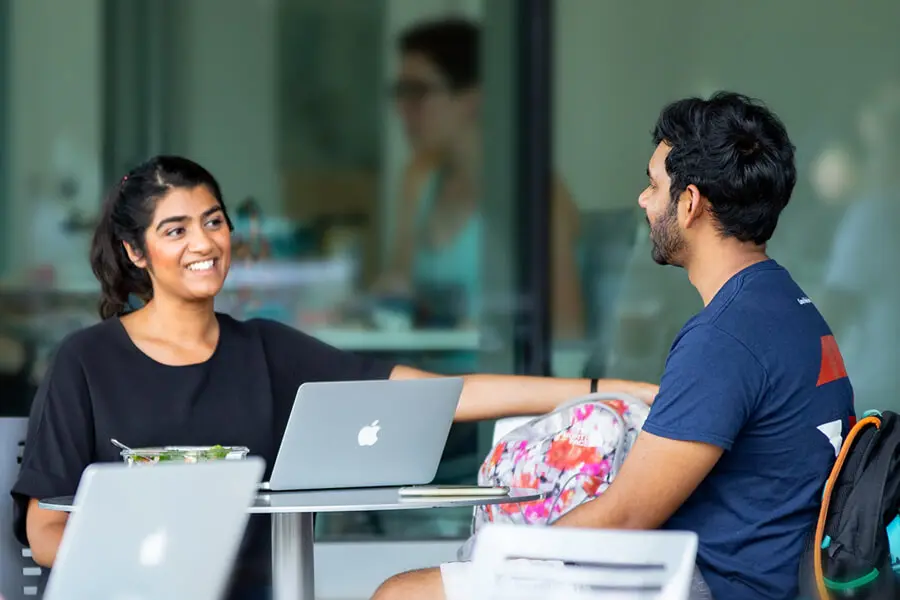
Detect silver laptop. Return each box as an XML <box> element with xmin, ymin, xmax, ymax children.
<box><xmin>44</xmin><ymin>458</ymin><xmax>265</xmax><ymax>600</ymax></box>
<box><xmin>262</xmin><ymin>377</ymin><xmax>463</xmax><ymax>491</ymax></box>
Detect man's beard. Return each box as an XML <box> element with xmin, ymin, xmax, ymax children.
<box><xmin>649</xmin><ymin>205</ymin><xmax>685</xmax><ymax>267</ymax></box>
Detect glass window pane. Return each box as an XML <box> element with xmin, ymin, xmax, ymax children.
<box><xmin>0</xmin><ymin>0</ymin><xmax>8</xmax><ymax>281</ymax></box>
<box><xmin>551</xmin><ymin>0</ymin><xmax>900</xmax><ymax>416</ymax></box>
<box><xmin>0</xmin><ymin>0</ymin><xmax>523</xmax><ymax>545</ymax></box>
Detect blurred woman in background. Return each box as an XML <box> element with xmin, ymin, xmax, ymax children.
<box><xmin>384</xmin><ymin>18</ymin><xmax>585</xmax><ymax>337</ymax></box>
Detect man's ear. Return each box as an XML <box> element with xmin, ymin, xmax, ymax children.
<box><xmin>123</xmin><ymin>241</ymin><xmax>146</xmax><ymax>269</ymax></box>
<box><xmin>680</xmin><ymin>184</ymin><xmax>706</xmax><ymax>229</ymax></box>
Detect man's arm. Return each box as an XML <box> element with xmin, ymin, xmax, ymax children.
<box><xmin>553</xmin><ymin>430</ymin><xmax>722</xmax><ymax>529</ymax></box>
<box><xmin>390</xmin><ymin>365</ymin><xmax>659</xmax><ymax>422</ymax></box>
<box><xmin>555</xmin><ymin>324</ymin><xmax>763</xmax><ymax>530</ymax></box>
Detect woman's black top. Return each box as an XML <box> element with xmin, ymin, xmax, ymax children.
<box><xmin>10</xmin><ymin>313</ymin><xmax>395</xmax><ymax>595</ymax></box>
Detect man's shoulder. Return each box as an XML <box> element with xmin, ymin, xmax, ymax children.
<box><xmin>693</xmin><ymin>265</ymin><xmax>829</xmax><ymax>353</ymax></box>
<box><xmin>671</xmin><ymin>320</ymin><xmax>755</xmax><ymax>357</ymax></box>
<box><xmin>665</xmin><ymin>322</ymin><xmax>767</xmax><ymax>392</ymax></box>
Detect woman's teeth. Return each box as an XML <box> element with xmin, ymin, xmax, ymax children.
<box><xmin>186</xmin><ymin>259</ymin><xmax>215</xmax><ymax>271</ymax></box>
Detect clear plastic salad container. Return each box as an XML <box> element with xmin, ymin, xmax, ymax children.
<box><xmin>120</xmin><ymin>445</ymin><xmax>250</xmax><ymax>466</ymax></box>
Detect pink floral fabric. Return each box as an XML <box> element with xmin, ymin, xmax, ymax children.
<box><xmin>473</xmin><ymin>393</ymin><xmax>650</xmax><ymax>530</ymax></box>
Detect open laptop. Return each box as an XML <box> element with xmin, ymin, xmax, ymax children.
<box><xmin>261</xmin><ymin>377</ymin><xmax>463</xmax><ymax>491</ymax></box>
<box><xmin>44</xmin><ymin>458</ymin><xmax>265</xmax><ymax>600</ymax></box>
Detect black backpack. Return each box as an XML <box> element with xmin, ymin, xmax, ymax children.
<box><xmin>800</xmin><ymin>411</ymin><xmax>900</xmax><ymax>599</ymax></box>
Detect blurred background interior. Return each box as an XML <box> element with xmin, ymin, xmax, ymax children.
<box><xmin>2</xmin><ymin>0</ymin><xmax>900</xmax><ymax>597</ymax></box>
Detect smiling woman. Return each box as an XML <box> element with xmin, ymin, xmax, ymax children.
<box><xmin>90</xmin><ymin>156</ymin><xmax>234</xmax><ymax>321</ymax></box>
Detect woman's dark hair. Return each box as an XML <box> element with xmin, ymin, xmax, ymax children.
<box><xmin>398</xmin><ymin>18</ymin><xmax>480</xmax><ymax>90</ymax></box>
<box><xmin>89</xmin><ymin>155</ymin><xmax>232</xmax><ymax>319</ymax></box>
<box><xmin>652</xmin><ymin>91</ymin><xmax>797</xmax><ymax>245</ymax></box>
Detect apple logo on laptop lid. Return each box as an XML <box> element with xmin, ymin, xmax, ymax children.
<box><xmin>138</xmin><ymin>528</ymin><xmax>168</xmax><ymax>568</ymax></box>
<box><xmin>357</xmin><ymin>420</ymin><xmax>381</xmax><ymax>447</ymax></box>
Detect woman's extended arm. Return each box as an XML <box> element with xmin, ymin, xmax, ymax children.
<box><xmin>390</xmin><ymin>365</ymin><xmax>658</xmax><ymax>422</ymax></box>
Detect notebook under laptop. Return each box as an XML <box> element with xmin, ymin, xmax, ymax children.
<box><xmin>261</xmin><ymin>377</ymin><xmax>463</xmax><ymax>491</ymax></box>
<box><xmin>44</xmin><ymin>458</ymin><xmax>265</xmax><ymax>600</ymax></box>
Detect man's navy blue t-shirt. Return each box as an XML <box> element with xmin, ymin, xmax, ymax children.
<box><xmin>642</xmin><ymin>259</ymin><xmax>854</xmax><ymax>600</ymax></box>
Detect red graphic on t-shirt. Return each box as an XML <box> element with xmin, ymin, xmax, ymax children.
<box><xmin>817</xmin><ymin>335</ymin><xmax>849</xmax><ymax>387</ymax></box>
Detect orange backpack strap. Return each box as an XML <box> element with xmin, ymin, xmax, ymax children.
<box><xmin>814</xmin><ymin>415</ymin><xmax>881</xmax><ymax>600</ymax></box>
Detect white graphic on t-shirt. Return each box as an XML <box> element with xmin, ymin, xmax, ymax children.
<box><xmin>817</xmin><ymin>420</ymin><xmax>844</xmax><ymax>457</ymax></box>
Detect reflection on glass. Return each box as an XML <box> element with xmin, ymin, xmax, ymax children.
<box><xmin>0</xmin><ymin>0</ymin><xmax>520</xmax><ymax>545</ymax></box>
<box><xmin>819</xmin><ymin>82</ymin><xmax>900</xmax><ymax>413</ymax></box>
<box><xmin>381</xmin><ymin>17</ymin><xmax>585</xmax><ymax>348</ymax></box>
<box><xmin>551</xmin><ymin>1</ymin><xmax>900</xmax><ymax>417</ymax></box>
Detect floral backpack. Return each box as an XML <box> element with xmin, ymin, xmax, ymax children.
<box><xmin>457</xmin><ymin>392</ymin><xmax>650</xmax><ymax>560</ymax></box>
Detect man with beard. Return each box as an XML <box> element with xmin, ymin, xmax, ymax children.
<box><xmin>372</xmin><ymin>92</ymin><xmax>854</xmax><ymax>600</ymax></box>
